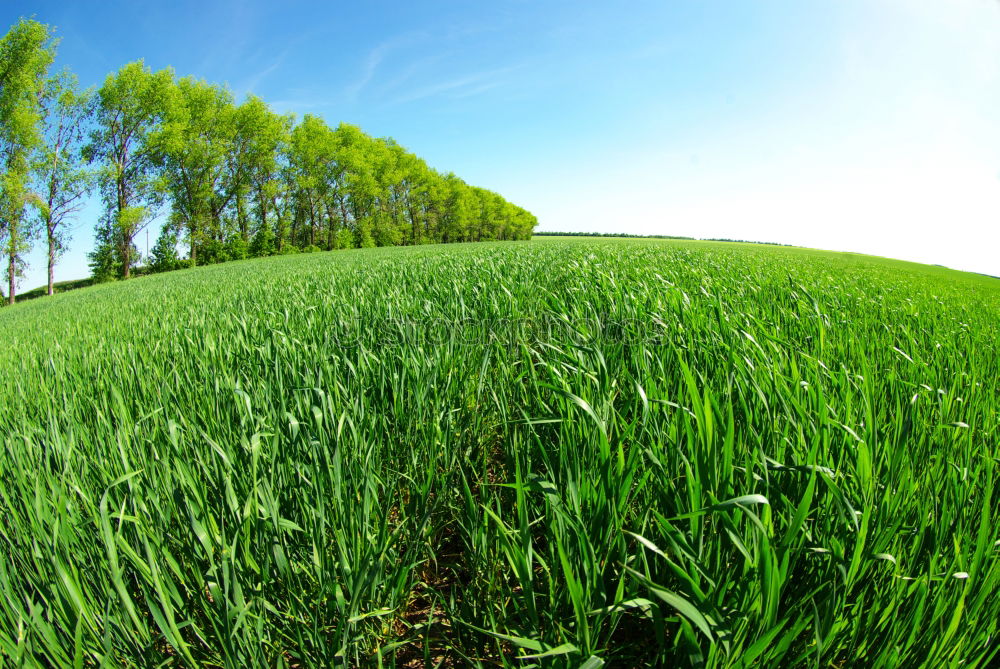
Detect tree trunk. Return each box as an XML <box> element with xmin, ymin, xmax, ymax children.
<box><xmin>190</xmin><ymin>223</ymin><xmax>198</xmax><ymax>267</ymax></box>
<box><xmin>271</xmin><ymin>196</ymin><xmax>283</xmax><ymax>251</ymax></box>
<box><xmin>258</xmin><ymin>189</ymin><xmax>269</xmax><ymax>236</ymax></box>
<box><xmin>46</xmin><ymin>172</ymin><xmax>60</xmax><ymax>294</ymax></box>
<box><xmin>409</xmin><ymin>203</ymin><xmax>419</xmax><ymax>245</ymax></box>
<box><xmin>47</xmin><ymin>229</ymin><xmax>55</xmax><ymax>296</ymax></box>
<box><xmin>237</xmin><ymin>192</ymin><xmax>248</xmax><ymax>241</ymax></box>
<box><xmin>325</xmin><ymin>201</ymin><xmax>336</xmax><ymax>250</ymax></box>
<box><xmin>339</xmin><ymin>199</ymin><xmax>350</xmax><ymax>245</ymax></box>
<box><xmin>308</xmin><ymin>197</ymin><xmax>316</xmax><ymax>247</ymax></box>
<box><xmin>7</xmin><ymin>253</ymin><xmax>15</xmax><ymax>306</ymax></box>
<box><xmin>118</xmin><ymin>167</ymin><xmax>129</xmax><ymax>278</ymax></box>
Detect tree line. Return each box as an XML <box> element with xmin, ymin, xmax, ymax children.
<box><xmin>535</xmin><ymin>231</ymin><xmax>695</xmax><ymax>240</ymax></box>
<box><xmin>537</xmin><ymin>231</ymin><xmax>794</xmax><ymax>246</ymax></box>
<box><xmin>0</xmin><ymin>19</ymin><xmax>537</xmax><ymax>304</ymax></box>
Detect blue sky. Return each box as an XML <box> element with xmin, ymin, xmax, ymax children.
<box><xmin>5</xmin><ymin>0</ymin><xmax>1000</xmax><ymax>289</ymax></box>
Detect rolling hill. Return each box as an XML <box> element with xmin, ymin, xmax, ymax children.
<box><xmin>0</xmin><ymin>237</ymin><xmax>997</xmax><ymax>667</ymax></box>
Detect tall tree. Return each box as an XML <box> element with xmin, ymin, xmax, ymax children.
<box><xmin>149</xmin><ymin>76</ymin><xmax>237</xmax><ymax>266</ymax></box>
<box><xmin>33</xmin><ymin>69</ymin><xmax>94</xmax><ymax>295</ymax></box>
<box><xmin>86</xmin><ymin>60</ymin><xmax>172</xmax><ymax>279</ymax></box>
<box><xmin>441</xmin><ymin>174</ymin><xmax>474</xmax><ymax>244</ymax></box>
<box><xmin>224</xmin><ymin>99</ymin><xmax>294</xmax><ymax>254</ymax></box>
<box><xmin>1</xmin><ymin>191</ymin><xmax>36</xmax><ymax>304</ymax></box>
<box><xmin>0</xmin><ymin>19</ymin><xmax>55</xmax><ymax>304</ymax></box>
<box><xmin>288</xmin><ymin>114</ymin><xmax>349</xmax><ymax>250</ymax></box>
<box><xmin>333</xmin><ymin>123</ymin><xmax>382</xmax><ymax>248</ymax></box>
<box><xmin>229</xmin><ymin>96</ymin><xmax>289</xmax><ymax>244</ymax></box>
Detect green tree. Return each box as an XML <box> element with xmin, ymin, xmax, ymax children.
<box><xmin>87</xmin><ymin>216</ymin><xmax>119</xmax><ymax>281</ymax></box>
<box><xmin>335</xmin><ymin>227</ymin><xmax>354</xmax><ymax>250</ymax></box>
<box><xmin>245</xmin><ymin>105</ymin><xmax>292</xmax><ymax>254</ymax></box>
<box><xmin>370</xmin><ymin>138</ymin><xmax>405</xmax><ymax>247</ymax></box>
<box><xmin>249</xmin><ymin>219</ymin><xmax>275</xmax><ymax>257</ymax></box>
<box><xmin>232</xmin><ymin>96</ymin><xmax>290</xmax><ymax>247</ymax></box>
<box><xmin>0</xmin><ymin>18</ymin><xmax>55</xmax><ymax>304</ymax></box>
<box><xmin>441</xmin><ymin>173</ymin><xmax>474</xmax><ymax>243</ymax></box>
<box><xmin>151</xmin><ymin>82</ymin><xmax>293</xmax><ymax>267</ymax></box>
<box><xmin>149</xmin><ymin>218</ymin><xmax>182</xmax><ymax>273</ymax></box>
<box><xmin>0</xmin><ymin>192</ymin><xmax>37</xmax><ymax>303</ymax></box>
<box><xmin>149</xmin><ymin>76</ymin><xmax>238</xmax><ymax>266</ymax></box>
<box><xmin>33</xmin><ymin>69</ymin><xmax>94</xmax><ymax>295</ymax></box>
<box><xmin>288</xmin><ymin>114</ymin><xmax>357</xmax><ymax>250</ymax></box>
<box><xmin>333</xmin><ymin>123</ymin><xmax>384</xmax><ymax>248</ymax></box>
<box><xmin>86</xmin><ymin>60</ymin><xmax>172</xmax><ymax>279</ymax></box>
<box><xmin>393</xmin><ymin>147</ymin><xmax>432</xmax><ymax>246</ymax></box>
<box><xmin>287</xmin><ymin>115</ymin><xmax>331</xmax><ymax>249</ymax></box>
<box><xmin>225</xmin><ymin>231</ymin><xmax>249</xmax><ymax>261</ymax></box>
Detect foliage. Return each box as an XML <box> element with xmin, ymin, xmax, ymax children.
<box><xmin>87</xmin><ymin>215</ymin><xmax>125</xmax><ymax>282</ymax></box>
<box><xmin>249</xmin><ymin>221</ymin><xmax>276</xmax><ymax>258</ymax></box>
<box><xmin>85</xmin><ymin>60</ymin><xmax>173</xmax><ymax>278</ymax></box>
<box><xmin>148</xmin><ymin>76</ymin><xmax>242</xmax><ymax>266</ymax></box>
<box><xmin>0</xmin><ymin>18</ymin><xmax>56</xmax><ymax>302</ymax></box>
<box><xmin>0</xmin><ymin>238</ymin><xmax>996</xmax><ymax>667</ymax></box>
<box><xmin>149</xmin><ymin>223</ymin><xmax>183</xmax><ymax>273</ymax></box>
<box><xmin>226</xmin><ymin>234</ymin><xmax>249</xmax><ymax>261</ymax></box>
<box><xmin>198</xmin><ymin>236</ymin><xmax>229</xmax><ymax>265</ymax></box>
<box><xmin>335</xmin><ymin>227</ymin><xmax>354</xmax><ymax>251</ymax></box>
<box><xmin>32</xmin><ymin>68</ymin><xmax>95</xmax><ymax>294</ymax></box>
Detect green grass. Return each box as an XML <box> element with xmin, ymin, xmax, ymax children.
<box><xmin>9</xmin><ymin>276</ymin><xmax>95</xmax><ymax>303</ymax></box>
<box><xmin>0</xmin><ymin>237</ymin><xmax>997</xmax><ymax>667</ymax></box>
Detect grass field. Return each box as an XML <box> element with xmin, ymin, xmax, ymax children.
<box><xmin>0</xmin><ymin>237</ymin><xmax>997</xmax><ymax>667</ymax></box>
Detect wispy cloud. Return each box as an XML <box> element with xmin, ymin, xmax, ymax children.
<box><xmin>450</xmin><ymin>80</ymin><xmax>506</xmax><ymax>99</ymax></box>
<box><xmin>345</xmin><ymin>32</ymin><xmax>429</xmax><ymax>102</ymax></box>
<box><xmin>374</xmin><ymin>53</ymin><xmax>448</xmax><ymax>96</ymax></box>
<box><xmin>268</xmin><ymin>97</ymin><xmax>333</xmax><ymax>114</ymax></box>
<box><xmin>238</xmin><ymin>50</ymin><xmax>288</xmax><ymax>95</ymax></box>
<box><xmin>192</xmin><ymin>0</ymin><xmax>257</xmax><ymax>75</ymax></box>
<box><xmin>390</xmin><ymin>66</ymin><xmax>521</xmax><ymax>105</ymax></box>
